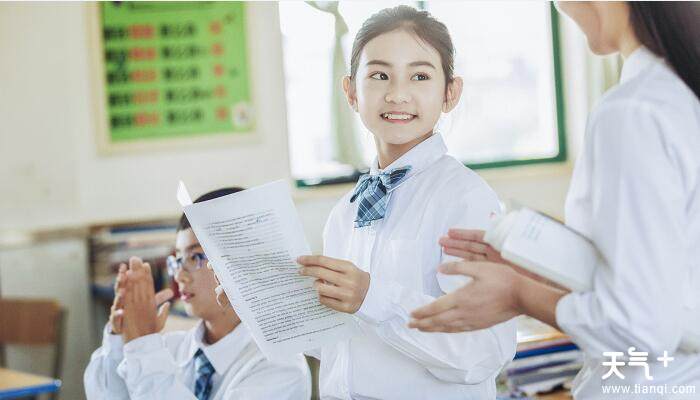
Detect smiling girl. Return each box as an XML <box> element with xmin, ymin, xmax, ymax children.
<box><xmin>297</xmin><ymin>6</ymin><xmax>516</xmax><ymax>399</ymax></box>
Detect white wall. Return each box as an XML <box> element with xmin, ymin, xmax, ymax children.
<box><xmin>0</xmin><ymin>2</ymin><xmax>291</xmax><ymax>232</ymax></box>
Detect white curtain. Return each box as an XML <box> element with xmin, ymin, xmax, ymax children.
<box><xmin>306</xmin><ymin>1</ymin><xmax>365</xmax><ymax>170</ymax></box>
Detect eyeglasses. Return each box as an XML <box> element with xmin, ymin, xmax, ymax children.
<box><xmin>167</xmin><ymin>252</ymin><xmax>208</xmax><ymax>277</ymax></box>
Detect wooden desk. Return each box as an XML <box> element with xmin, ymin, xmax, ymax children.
<box><xmin>0</xmin><ymin>368</ymin><xmax>61</xmax><ymax>399</ymax></box>
<box><xmin>537</xmin><ymin>390</ymin><xmax>572</xmax><ymax>399</ymax></box>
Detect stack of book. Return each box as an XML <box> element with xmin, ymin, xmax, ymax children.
<box><xmin>499</xmin><ymin>316</ymin><xmax>582</xmax><ymax>398</ymax></box>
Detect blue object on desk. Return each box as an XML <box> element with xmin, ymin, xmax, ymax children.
<box><xmin>0</xmin><ymin>379</ymin><xmax>61</xmax><ymax>399</ymax></box>
<box><xmin>513</xmin><ymin>342</ymin><xmax>579</xmax><ymax>360</ymax></box>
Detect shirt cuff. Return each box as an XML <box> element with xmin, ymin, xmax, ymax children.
<box><xmin>123</xmin><ymin>333</ymin><xmax>164</xmax><ymax>355</ymax></box>
<box><xmin>354</xmin><ymin>276</ymin><xmax>396</xmax><ymax>324</ymax></box>
<box><xmin>555</xmin><ymin>292</ymin><xmax>573</xmax><ymax>324</ymax></box>
<box><xmin>118</xmin><ymin>333</ymin><xmax>175</xmax><ymax>385</ymax></box>
<box><xmin>555</xmin><ymin>291</ymin><xmax>589</xmax><ymax>349</ymax></box>
<box><xmin>102</xmin><ymin>323</ymin><xmax>125</xmax><ymax>361</ymax></box>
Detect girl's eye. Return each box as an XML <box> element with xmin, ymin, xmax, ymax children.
<box><xmin>411</xmin><ymin>73</ymin><xmax>429</xmax><ymax>81</ymax></box>
<box><xmin>370</xmin><ymin>72</ymin><xmax>389</xmax><ymax>80</ymax></box>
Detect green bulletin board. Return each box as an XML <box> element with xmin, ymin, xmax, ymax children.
<box><xmin>100</xmin><ymin>2</ymin><xmax>253</xmax><ymax>142</ymax></box>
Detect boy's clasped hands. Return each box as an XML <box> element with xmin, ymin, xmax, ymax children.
<box><xmin>110</xmin><ymin>256</ymin><xmax>174</xmax><ymax>342</ymax></box>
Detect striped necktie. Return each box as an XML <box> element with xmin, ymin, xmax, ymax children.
<box><xmin>350</xmin><ymin>166</ymin><xmax>411</xmax><ymax>228</ymax></box>
<box><xmin>193</xmin><ymin>349</ymin><xmax>215</xmax><ymax>400</ymax></box>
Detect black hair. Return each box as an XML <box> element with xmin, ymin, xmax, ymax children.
<box><xmin>349</xmin><ymin>5</ymin><xmax>455</xmax><ymax>87</ymax></box>
<box><xmin>628</xmin><ymin>2</ymin><xmax>700</xmax><ymax>100</ymax></box>
<box><xmin>177</xmin><ymin>187</ymin><xmax>245</xmax><ymax>232</ymax></box>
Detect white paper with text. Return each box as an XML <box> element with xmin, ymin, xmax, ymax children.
<box><xmin>487</xmin><ymin>208</ymin><xmax>598</xmax><ymax>292</ymax></box>
<box><xmin>177</xmin><ymin>180</ymin><xmax>357</xmax><ymax>359</ymax></box>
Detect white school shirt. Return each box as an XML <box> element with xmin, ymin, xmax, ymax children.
<box><xmin>84</xmin><ymin>320</ymin><xmax>311</xmax><ymax>400</ymax></box>
<box><xmin>316</xmin><ymin>133</ymin><xmax>517</xmax><ymax>400</ymax></box>
<box><xmin>556</xmin><ymin>47</ymin><xmax>700</xmax><ymax>399</ymax></box>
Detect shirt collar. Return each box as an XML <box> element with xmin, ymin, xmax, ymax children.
<box><xmin>369</xmin><ymin>132</ymin><xmax>447</xmax><ymax>181</ymax></box>
<box><xmin>620</xmin><ymin>46</ymin><xmax>661</xmax><ymax>84</ymax></box>
<box><xmin>180</xmin><ymin>320</ymin><xmax>252</xmax><ymax>374</ymax></box>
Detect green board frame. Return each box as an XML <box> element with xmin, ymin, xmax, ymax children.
<box><xmin>99</xmin><ymin>2</ymin><xmax>254</xmax><ymax>143</ymax></box>
<box><xmin>464</xmin><ymin>3</ymin><xmax>567</xmax><ymax>171</ymax></box>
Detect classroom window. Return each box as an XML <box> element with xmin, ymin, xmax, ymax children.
<box><xmin>279</xmin><ymin>2</ymin><xmax>566</xmax><ymax>186</ymax></box>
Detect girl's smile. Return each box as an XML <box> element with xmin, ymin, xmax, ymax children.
<box><xmin>381</xmin><ymin>111</ymin><xmax>417</xmax><ymax>123</ymax></box>
<box><xmin>343</xmin><ymin>28</ymin><xmax>462</xmax><ymax>168</ymax></box>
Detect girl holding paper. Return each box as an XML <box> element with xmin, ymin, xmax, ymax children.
<box><xmin>410</xmin><ymin>2</ymin><xmax>700</xmax><ymax>398</ymax></box>
<box><xmin>297</xmin><ymin>5</ymin><xmax>516</xmax><ymax>399</ymax></box>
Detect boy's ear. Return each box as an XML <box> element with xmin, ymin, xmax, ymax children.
<box><xmin>442</xmin><ymin>77</ymin><xmax>463</xmax><ymax>113</ymax></box>
<box><xmin>342</xmin><ymin>76</ymin><xmax>359</xmax><ymax>112</ymax></box>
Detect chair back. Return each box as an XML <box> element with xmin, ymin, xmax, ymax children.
<box><xmin>0</xmin><ymin>298</ymin><xmax>66</xmax><ymax>400</ymax></box>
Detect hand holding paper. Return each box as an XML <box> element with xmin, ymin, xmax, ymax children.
<box><xmin>439</xmin><ymin>229</ymin><xmax>503</xmax><ymax>263</ymax></box>
<box><xmin>297</xmin><ymin>255</ymin><xmax>370</xmax><ymax>314</ymax></box>
<box><xmin>414</xmin><ymin>207</ymin><xmax>700</xmax><ymax>353</ymax></box>
<box><xmin>177</xmin><ymin>180</ymin><xmax>357</xmax><ymax>359</ymax></box>
<box><xmin>440</xmin><ymin>228</ymin><xmax>567</xmax><ymax>289</ymax></box>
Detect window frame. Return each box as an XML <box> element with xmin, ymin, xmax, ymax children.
<box><xmin>294</xmin><ymin>3</ymin><xmax>567</xmax><ymax>188</ymax></box>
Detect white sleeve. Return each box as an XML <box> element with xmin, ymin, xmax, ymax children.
<box><xmin>222</xmin><ymin>356</ymin><xmax>312</xmax><ymax>400</ymax></box>
<box><xmin>84</xmin><ymin>323</ymin><xmax>130</xmax><ymax>400</ymax></box>
<box><xmin>354</xmin><ymin>184</ymin><xmax>517</xmax><ymax>384</ymax></box>
<box><xmin>116</xmin><ymin>333</ymin><xmax>197</xmax><ymax>400</ymax></box>
<box><xmin>556</xmin><ymin>101</ymin><xmax>686</xmax><ymax>357</ymax></box>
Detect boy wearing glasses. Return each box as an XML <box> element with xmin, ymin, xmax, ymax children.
<box><xmin>84</xmin><ymin>188</ymin><xmax>311</xmax><ymax>400</ymax></box>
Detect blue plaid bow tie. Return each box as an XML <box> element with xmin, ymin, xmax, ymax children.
<box><xmin>350</xmin><ymin>166</ymin><xmax>412</xmax><ymax>228</ymax></box>
<box><xmin>194</xmin><ymin>349</ymin><xmax>215</xmax><ymax>400</ymax></box>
